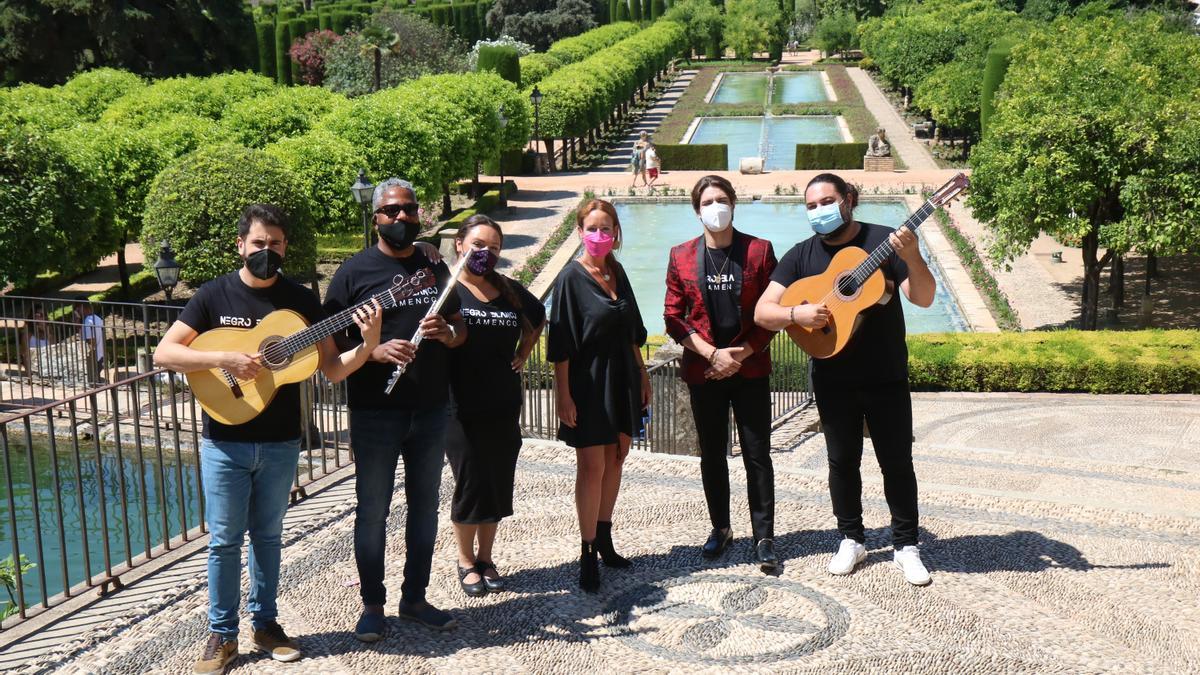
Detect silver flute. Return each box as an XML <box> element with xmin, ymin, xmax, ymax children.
<box><xmin>383</xmin><ymin>253</ymin><xmax>470</xmax><ymax>394</ymax></box>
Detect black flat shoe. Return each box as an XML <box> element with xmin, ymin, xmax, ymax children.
<box><xmin>702</xmin><ymin>528</ymin><xmax>733</xmax><ymax>559</ymax></box>
<box><xmin>476</xmin><ymin>561</ymin><xmax>505</xmax><ymax>593</ymax></box>
<box><xmin>457</xmin><ymin>563</ymin><xmax>487</xmax><ymax>597</ymax></box>
<box><xmin>755</xmin><ymin>538</ymin><xmax>779</xmax><ymax>573</ymax></box>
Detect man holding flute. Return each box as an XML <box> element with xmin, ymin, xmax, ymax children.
<box><xmin>323</xmin><ymin>177</ymin><xmax>467</xmax><ymax>640</ymax></box>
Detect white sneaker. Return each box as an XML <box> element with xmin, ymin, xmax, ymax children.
<box><xmin>828</xmin><ymin>538</ymin><xmax>868</xmax><ymax>575</ymax></box>
<box><xmin>893</xmin><ymin>545</ymin><xmax>932</xmax><ymax>586</ymax></box>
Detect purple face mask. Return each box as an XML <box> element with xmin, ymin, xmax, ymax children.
<box><xmin>466</xmin><ymin>248</ymin><xmax>498</xmax><ymax>276</ymax></box>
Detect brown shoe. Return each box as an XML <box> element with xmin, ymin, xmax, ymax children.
<box><xmin>252</xmin><ymin>621</ymin><xmax>302</xmax><ymax>662</ymax></box>
<box><xmin>193</xmin><ymin>633</ymin><xmax>237</xmax><ymax>675</ymax></box>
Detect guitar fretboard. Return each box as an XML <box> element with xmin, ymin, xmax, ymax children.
<box><xmin>846</xmin><ymin>201</ymin><xmax>937</xmax><ymax>287</ymax></box>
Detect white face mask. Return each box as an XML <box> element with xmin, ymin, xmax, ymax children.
<box><xmin>699</xmin><ymin>202</ymin><xmax>733</xmax><ymax>232</ymax></box>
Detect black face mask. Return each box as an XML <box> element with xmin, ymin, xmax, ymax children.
<box><xmin>245</xmin><ymin>248</ymin><xmax>283</xmax><ymax>280</ymax></box>
<box><xmin>378</xmin><ymin>220</ymin><xmax>420</xmax><ymax>251</ymax></box>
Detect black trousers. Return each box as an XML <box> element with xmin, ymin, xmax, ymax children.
<box><xmin>812</xmin><ymin>376</ymin><xmax>918</xmax><ymax>548</ymax></box>
<box><xmin>688</xmin><ymin>375</ymin><xmax>774</xmax><ymax>541</ymax></box>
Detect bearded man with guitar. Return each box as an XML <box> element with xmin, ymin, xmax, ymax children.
<box><xmin>755</xmin><ymin>172</ymin><xmax>939</xmax><ymax>587</ymax></box>
<box><xmin>155</xmin><ymin>203</ymin><xmax>384</xmax><ymax>674</ymax></box>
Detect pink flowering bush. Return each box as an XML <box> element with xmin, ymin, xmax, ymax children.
<box><xmin>289</xmin><ymin>30</ymin><xmax>342</xmax><ymax>86</ymax></box>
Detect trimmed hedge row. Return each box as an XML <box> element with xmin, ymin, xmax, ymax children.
<box><xmin>655</xmin><ymin>144</ymin><xmax>727</xmax><ymax>170</ymax></box>
<box><xmin>520</xmin><ymin>22</ymin><xmax>641</xmax><ymax>89</ymax></box>
<box><xmin>410</xmin><ymin>1</ymin><xmax>491</xmax><ymax>44</ymax></box>
<box><xmin>907</xmin><ymin>331</ymin><xmax>1200</xmax><ymax>394</ymax></box>
<box><xmin>794</xmin><ymin>142</ymin><xmax>867</xmax><ymax>170</ymax></box>
<box><xmin>533</xmin><ymin>21</ymin><xmax>687</xmax><ymax>137</ymax></box>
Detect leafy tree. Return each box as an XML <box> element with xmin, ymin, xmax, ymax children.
<box><xmin>100</xmin><ymin>72</ymin><xmax>275</xmax><ymax>127</ymax></box>
<box><xmin>322</xmin><ymin>11</ymin><xmax>469</xmax><ymax>96</ymax></box>
<box><xmin>812</xmin><ymin>10</ymin><xmax>857</xmax><ymax>57</ymax></box>
<box><xmin>141</xmin><ymin>114</ymin><xmax>230</xmax><ymax>158</ymax></box>
<box><xmin>141</xmin><ymin>144</ymin><xmax>316</xmax><ymax>285</ymax></box>
<box><xmin>0</xmin><ymin>125</ymin><xmax>116</xmax><ymax>286</ymax></box>
<box><xmin>52</xmin><ymin>122</ymin><xmax>169</xmax><ymax>295</ymax></box>
<box><xmin>0</xmin><ymin>1</ymin><xmax>256</xmax><ymax>86</ymax></box>
<box><xmin>265</xmin><ymin>130</ymin><xmax>366</xmax><ymax>235</ymax></box>
<box><xmin>0</xmin><ymin>84</ymin><xmax>84</xmax><ymax>133</ymax></box>
<box><xmin>664</xmin><ymin>0</ymin><xmax>725</xmax><ymax>61</ymax></box>
<box><xmin>289</xmin><ymin>29</ymin><xmax>342</xmax><ymax>85</ymax></box>
<box><xmin>967</xmin><ymin>15</ymin><xmax>1200</xmax><ymax>329</ymax></box>
<box><xmin>60</xmin><ymin>68</ymin><xmax>146</xmax><ymax>121</ymax></box>
<box><xmin>486</xmin><ymin>0</ymin><xmax>601</xmax><ymax>51</ymax></box>
<box><xmin>221</xmin><ymin>86</ymin><xmax>348</xmax><ymax>149</ymax></box>
<box><xmin>723</xmin><ymin>0</ymin><xmax>784</xmax><ymax>59</ymax></box>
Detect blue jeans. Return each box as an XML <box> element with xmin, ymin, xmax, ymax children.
<box><xmin>200</xmin><ymin>438</ymin><xmax>300</xmax><ymax>637</ymax></box>
<box><xmin>351</xmin><ymin>406</ymin><xmax>447</xmax><ymax>606</ymax></box>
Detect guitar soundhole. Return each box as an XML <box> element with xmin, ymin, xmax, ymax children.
<box><xmin>259</xmin><ymin>337</ymin><xmax>292</xmax><ymax>369</ymax></box>
<box><xmin>834</xmin><ymin>272</ymin><xmax>861</xmax><ymax>301</ymax></box>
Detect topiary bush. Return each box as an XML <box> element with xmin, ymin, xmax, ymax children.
<box><xmin>476</xmin><ymin>44</ymin><xmax>521</xmax><ymax>84</ymax></box>
<box><xmin>101</xmin><ymin>73</ymin><xmax>276</xmax><ymax>127</ymax></box>
<box><xmin>0</xmin><ymin>84</ymin><xmax>83</xmax><ymax>132</ymax></box>
<box><xmin>221</xmin><ymin>86</ymin><xmax>347</xmax><ymax>148</ymax></box>
<box><xmin>794</xmin><ymin>142</ymin><xmax>868</xmax><ymax>169</ymax></box>
<box><xmin>265</xmin><ymin>130</ymin><xmax>365</xmax><ymax>235</ymax></box>
<box><xmin>141</xmin><ymin>144</ymin><xmax>316</xmax><ymax>285</ymax></box>
<box><xmin>655</xmin><ymin>144</ymin><xmax>727</xmax><ymax>170</ymax></box>
<box><xmin>141</xmin><ymin>114</ymin><xmax>230</xmax><ymax>159</ymax></box>
<box><xmin>907</xmin><ymin>331</ymin><xmax>1200</xmax><ymax>394</ymax></box>
<box><xmin>519</xmin><ymin>52</ymin><xmax>563</xmax><ymax>89</ymax></box>
<box><xmin>256</xmin><ymin>22</ymin><xmax>277</xmax><ymax>78</ymax></box>
<box><xmin>61</xmin><ymin>69</ymin><xmax>146</xmax><ymax>121</ymax></box>
<box><xmin>0</xmin><ymin>126</ymin><xmax>116</xmax><ymax>286</ymax></box>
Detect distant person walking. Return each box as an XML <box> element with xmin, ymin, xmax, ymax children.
<box><xmin>630</xmin><ymin>131</ymin><xmax>649</xmax><ymax>188</ymax></box>
<box><xmin>645</xmin><ymin>141</ymin><xmax>661</xmax><ymax>187</ymax></box>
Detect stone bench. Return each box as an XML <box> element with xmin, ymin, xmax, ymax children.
<box><xmin>863</xmin><ymin>155</ymin><xmax>895</xmax><ymax>172</ymax></box>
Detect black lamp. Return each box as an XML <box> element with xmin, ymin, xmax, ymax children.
<box><xmin>153</xmin><ymin>240</ymin><xmax>181</xmax><ymax>301</ymax></box>
<box><xmin>351</xmin><ymin>169</ymin><xmax>375</xmax><ymax>249</ymax></box>
<box><xmin>529</xmin><ymin>85</ymin><xmax>543</xmax><ymax>175</ymax></box>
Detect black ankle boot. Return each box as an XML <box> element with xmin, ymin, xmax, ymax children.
<box><xmin>579</xmin><ymin>540</ymin><xmax>600</xmax><ymax>593</ymax></box>
<box><xmin>595</xmin><ymin>521</ymin><xmax>632</xmax><ymax>568</ymax></box>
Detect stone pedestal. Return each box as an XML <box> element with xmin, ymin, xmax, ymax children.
<box><xmin>739</xmin><ymin>157</ymin><xmax>764</xmax><ymax>174</ymax></box>
<box><xmin>863</xmin><ymin>155</ymin><xmax>895</xmax><ymax>172</ymax></box>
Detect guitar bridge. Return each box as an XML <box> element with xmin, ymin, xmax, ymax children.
<box><xmin>220</xmin><ymin>369</ymin><xmax>245</xmax><ymax>399</ymax></box>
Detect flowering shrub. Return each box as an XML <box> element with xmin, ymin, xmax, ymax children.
<box><xmin>289</xmin><ymin>30</ymin><xmax>342</xmax><ymax>85</ymax></box>
<box><xmin>468</xmin><ymin>35</ymin><xmax>535</xmax><ymax>70</ymax></box>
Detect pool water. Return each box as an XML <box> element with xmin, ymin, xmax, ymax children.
<box><xmin>602</xmin><ymin>200</ymin><xmax>968</xmax><ymax>337</ymax></box>
<box><xmin>688</xmin><ymin>117</ymin><xmax>845</xmax><ymax>170</ymax></box>
<box><xmin>710</xmin><ymin>72</ymin><xmax>829</xmax><ymax>105</ymax></box>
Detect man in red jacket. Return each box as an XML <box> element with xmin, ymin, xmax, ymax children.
<box><xmin>664</xmin><ymin>175</ymin><xmax>779</xmax><ymax>572</ymax></box>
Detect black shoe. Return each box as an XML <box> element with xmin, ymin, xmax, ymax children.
<box><xmin>476</xmin><ymin>560</ymin><xmax>505</xmax><ymax>593</ymax></box>
<box><xmin>457</xmin><ymin>563</ymin><xmax>487</xmax><ymax>597</ymax></box>
<box><xmin>756</xmin><ymin>538</ymin><xmax>779</xmax><ymax>573</ymax></box>
<box><xmin>702</xmin><ymin>528</ymin><xmax>733</xmax><ymax>559</ymax></box>
<box><xmin>595</xmin><ymin>521</ymin><xmax>632</xmax><ymax>568</ymax></box>
<box><xmin>398</xmin><ymin>600</ymin><xmax>457</xmax><ymax>631</ymax></box>
<box><xmin>579</xmin><ymin>540</ymin><xmax>600</xmax><ymax>593</ymax></box>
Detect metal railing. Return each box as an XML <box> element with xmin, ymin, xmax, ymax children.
<box><xmin>0</xmin><ymin>368</ymin><xmax>349</xmax><ymax>627</ymax></box>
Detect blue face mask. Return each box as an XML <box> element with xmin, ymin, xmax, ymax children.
<box><xmin>808</xmin><ymin>201</ymin><xmax>845</xmax><ymax>235</ymax></box>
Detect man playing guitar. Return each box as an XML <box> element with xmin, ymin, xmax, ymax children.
<box><xmin>155</xmin><ymin>203</ymin><xmax>383</xmax><ymax>674</ymax></box>
<box><xmin>754</xmin><ymin>173</ymin><xmax>937</xmax><ymax>587</ymax></box>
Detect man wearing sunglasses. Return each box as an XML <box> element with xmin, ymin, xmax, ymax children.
<box><xmin>324</xmin><ymin>178</ymin><xmax>468</xmax><ymax>639</ymax></box>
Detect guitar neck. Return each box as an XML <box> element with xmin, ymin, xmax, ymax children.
<box><xmin>849</xmin><ymin>200</ymin><xmax>937</xmax><ymax>282</ymax></box>
<box><xmin>272</xmin><ymin>287</ymin><xmax>410</xmax><ymax>358</ymax></box>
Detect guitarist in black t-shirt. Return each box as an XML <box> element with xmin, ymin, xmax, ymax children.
<box><xmin>754</xmin><ymin>173</ymin><xmax>937</xmax><ymax>587</ymax></box>
<box><xmin>155</xmin><ymin>204</ymin><xmax>383</xmax><ymax>674</ymax></box>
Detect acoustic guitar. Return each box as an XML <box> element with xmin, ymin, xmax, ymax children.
<box><xmin>780</xmin><ymin>173</ymin><xmax>970</xmax><ymax>359</ymax></box>
<box><xmin>186</xmin><ymin>269</ymin><xmax>435</xmax><ymax>425</ymax></box>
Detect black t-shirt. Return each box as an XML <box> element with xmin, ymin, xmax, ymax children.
<box><xmin>703</xmin><ymin>244</ymin><xmax>743</xmax><ymax>349</ymax></box>
<box><xmin>449</xmin><ymin>278</ymin><xmax>546</xmax><ymax>415</ymax></box>
<box><xmin>178</xmin><ymin>272</ymin><xmax>326</xmax><ymax>442</ymax></box>
<box><xmin>771</xmin><ymin>222</ymin><xmax>910</xmax><ymax>385</ymax></box>
<box><xmin>323</xmin><ymin>247</ymin><xmax>461</xmax><ymax>410</ymax></box>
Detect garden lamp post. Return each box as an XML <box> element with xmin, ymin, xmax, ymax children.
<box><xmin>153</xmin><ymin>240</ymin><xmax>181</xmax><ymax>302</ymax></box>
<box><xmin>498</xmin><ymin>106</ymin><xmax>509</xmax><ymax>209</ymax></box>
<box><xmin>529</xmin><ymin>85</ymin><xmax>543</xmax><ymax>175</ymax></box>
<box><xmin>351</xmin><ymin>169</ymin><xmax>375</xmax><ymax>250</ymax></box>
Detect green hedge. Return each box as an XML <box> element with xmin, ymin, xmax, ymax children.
<box><xmin>482</xmin><ymin>149</ymin><xmax>534</xmax><ymax>176</ymax></box>
<box><xmin>907</xmin><ymin>331</ymin><xmax>1200</xmax><ymax>394</ymax></box>
<box><xmin>655</xmin><ymin>144</ymin><xmax>727</xmax><ymax>170</ymax></box>
<box><xmin>794</xmin><ymin>142</ymin><xmax>867</xmax><ymax>169</ymax></box>
<box><xmin>477</xmin><ymin>45</ymin><xmax>521</xmax><ymax>85</ymax></box>
<box><xmin>256</xmin><ymin>22</ymin><xmax>277</xmax><ymax>79</ymax></box>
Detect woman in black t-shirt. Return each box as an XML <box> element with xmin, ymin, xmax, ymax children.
<box><xmin>446</xmin><ymin>215</ymin><xmax>546</xmax><ymax>597</ymax></box>
<box><xmin>547</xmin><ymin>199</ymin><xmax>650</xmax><ymax>593</ymax></box>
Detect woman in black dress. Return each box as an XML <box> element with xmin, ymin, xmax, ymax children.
<box><xmin>446</xmin><ymin>215</ymin><xmax>546</xmax><ymax>596</ymax></box>
<box><xmin>547</xmin><ymin>199</ymin><xmax>650</xmax><ymax>593</ymax></box>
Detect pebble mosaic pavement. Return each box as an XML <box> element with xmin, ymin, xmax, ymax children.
<box><xmin>14</xmin><ymin>393</ymin><xmax>1200</xmax><ymax>674</ymax></box>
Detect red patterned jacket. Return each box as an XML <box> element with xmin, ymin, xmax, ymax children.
<box><xmin>663</xmin><ymin>229</ymin><xmax>778</xmax><ymax>385</ymax></box>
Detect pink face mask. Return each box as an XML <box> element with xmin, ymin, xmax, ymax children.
<box><xmin>582</xmin><ymin>229</ymin><xmax>614</xmax><ymax>258</ymax></box>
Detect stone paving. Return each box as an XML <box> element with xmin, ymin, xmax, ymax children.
<box><xmin>9</xmin><ymin>393</ymin><xmax>1200</xmax><ymax>673</ymax></box>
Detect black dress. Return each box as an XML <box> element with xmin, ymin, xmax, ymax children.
<box><xmin>445</xmin><ymin>278</ymin><xmax>545</xmax><ymax>524</ymax></box>
<box><xmin>547</xmin><ymin>260</ymin><xmax>648</xmax><ymax>448</ymax></box>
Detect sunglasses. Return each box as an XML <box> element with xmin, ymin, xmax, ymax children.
<box><xmin>375</xmin><ymin>203</ymin><xmax>420</xmax><ymax>219</ymax></box>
